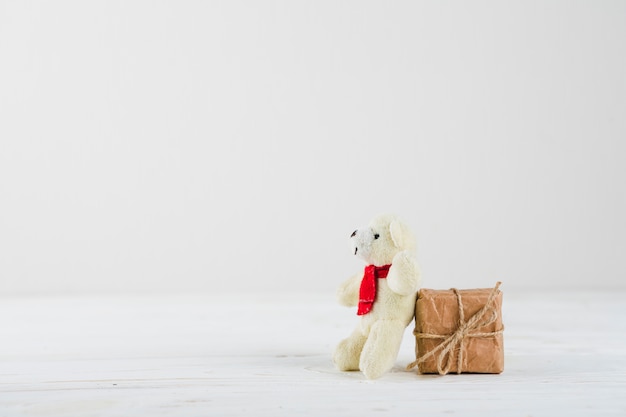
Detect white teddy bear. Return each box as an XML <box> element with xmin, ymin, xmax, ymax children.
<box><xmin>333</xmin><ymin>214</ymin><xmax>421</xmax><ymax>379</ymax></box>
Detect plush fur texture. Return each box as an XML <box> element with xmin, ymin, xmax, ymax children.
<box><xmin>334</xmin><ymin>214</ymin><xmax>421</xmax><ymax>379</ymax></box>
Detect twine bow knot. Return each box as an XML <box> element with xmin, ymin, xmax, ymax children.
<box><xmin>407</xmin><ymin>281</ymin><xmax>503</xmax><ymax>375</ymax></box>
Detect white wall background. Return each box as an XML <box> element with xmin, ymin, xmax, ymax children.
<box><xmin>1</xmin><ymin>1</ymin><xmax>624</xmax><ymax>295</ymax></box>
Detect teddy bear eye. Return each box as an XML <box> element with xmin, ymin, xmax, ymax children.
<box><xmin>374</xmin><ymin>234</ymin><xmax>380</xmax><ymax>240</ymax></box>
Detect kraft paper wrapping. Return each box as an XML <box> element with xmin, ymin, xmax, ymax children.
<box><xmin>410</xmin><ymin>284</ymin><xmax>504</xmax><ymax>375</ymax></box>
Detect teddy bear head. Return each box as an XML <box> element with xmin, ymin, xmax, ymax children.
<box><xmin>350</xmin><ymin>214</ymin><xmax>416</xmax><ymax>266</ymax></box>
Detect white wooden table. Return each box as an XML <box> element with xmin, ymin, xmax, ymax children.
<box><xmin>1</xmin><ymin>290</ymin><xmax>625</xmax><ymax>416</ymax></box>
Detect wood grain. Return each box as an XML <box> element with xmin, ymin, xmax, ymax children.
<box><xmin>1</xmin><ymin>291</ymin><xmax>625</xmax><ymax>416</ymax></box>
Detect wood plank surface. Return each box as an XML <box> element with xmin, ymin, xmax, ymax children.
<box><xmin>1</xmin><ymin>290</ymin><xmax>625</xmax><ymax>416</ymax></box>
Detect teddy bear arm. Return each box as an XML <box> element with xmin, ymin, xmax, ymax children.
<box><xmin>387</xmin><ymin>251</ymin><xmax>421</xmax><ymax>296</ymax></box>
<box><xmin>336</xmin><ymin>273</ymin><xmax>361</xmax><ymax>307</ymax></box>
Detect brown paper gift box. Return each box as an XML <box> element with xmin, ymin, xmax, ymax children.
<box><xmin>407</xmin><ymin>282</ymin><xmax>504</xmax><ymax>375</ymax></box>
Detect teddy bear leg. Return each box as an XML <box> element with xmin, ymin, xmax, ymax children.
<box><xmin>333</xmin><ymin>328</ymin><xmax>367</xmax><ymax>371</ymax></box>
<box><xmin>359</xmin><ymin>319</ymin><xmax>405</xmax><ymax>379</ymax></box>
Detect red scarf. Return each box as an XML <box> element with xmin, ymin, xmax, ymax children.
<box><xmin>357</xmin><ymin>264</ymin><xmax>391</xmax><ymax>315</ymax></box>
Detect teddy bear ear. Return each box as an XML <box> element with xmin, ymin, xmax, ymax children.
<box><xmin>389</xmin><ymin>220</ymin><xmax>411</xmax><ymax>250</ymax></box>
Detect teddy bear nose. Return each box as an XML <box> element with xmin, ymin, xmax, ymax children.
<box><xmin>351</xmin><ymin>230</ymin><xmax>357</xmax><ymax>238</ymax></box>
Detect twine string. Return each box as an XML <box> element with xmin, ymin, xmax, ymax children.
<box><xmin>406</xmin><ymin>281</ymin><xmax>503</xmax><ymax>375</ymax></box>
